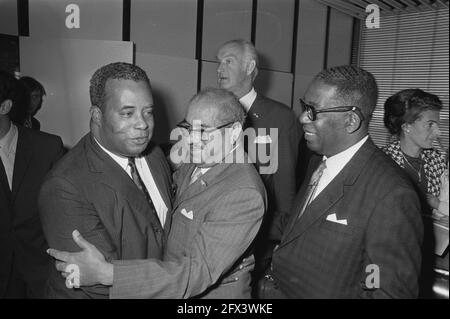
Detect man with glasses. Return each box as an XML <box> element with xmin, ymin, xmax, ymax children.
<box><xmin>259</xmin><ymin>65</ymin><xmax>423</xmax><ymax>298</ymax></box>
<box><xmin>47</xmin><ymin>88</ymin><xmax>266</xmax><ymax>298</ymax></box>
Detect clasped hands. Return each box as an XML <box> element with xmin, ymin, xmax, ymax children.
<box><xmin>47</xmin><ymin>230</ymin><xmax>114</xmax><ymax>288</ymax></box>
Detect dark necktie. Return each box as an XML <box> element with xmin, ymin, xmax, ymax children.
<box><xmin>297</xmin><ymin>160</ymin><xmax>327</xmax><ymax>220</ymax></box>
<box><xmin>0</xmin><ymin>157</ymin><xmax>11</xmax><ymax>200</ymax></box>
<box><xmin>128</xmin><ymin>157</ymin><xmax>162</xmax><ymax>227</ymax></box>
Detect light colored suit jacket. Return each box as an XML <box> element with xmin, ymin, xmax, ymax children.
<box><xmin>110</xmin><ymin>147</ymin><xmax>266</xmax><ymax>298</ymax></box>
<box><xmin>39</xmin><ymin>133</ymin><xmax>173</xmax><ymax>298</ymax></box>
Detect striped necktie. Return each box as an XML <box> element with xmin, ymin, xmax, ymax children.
<box><xmin>297</xmin><ymin>160</ymin><xmax>327</xmax><ymax>220</ymax></box>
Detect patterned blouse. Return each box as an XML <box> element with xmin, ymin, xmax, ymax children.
<box><xmin>382</xmin><ymin>139</ymin><xmax>447</xmax><ymax>197</ymax></box>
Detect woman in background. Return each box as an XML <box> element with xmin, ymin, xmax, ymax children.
<box><xmin>383</xmin><ymin>88</ymin><xmax>447</xmax><ymax>215</ymax></box>
<box><xmin>18</xmin><ymin>76</ymin><xmax>46</xmax><ymax>130</ymax></box>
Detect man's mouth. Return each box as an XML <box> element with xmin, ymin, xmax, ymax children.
<box><xmin>131</xmin><ymin>136</ymin><xmax>149</xmax><ymax>144</ymax></box>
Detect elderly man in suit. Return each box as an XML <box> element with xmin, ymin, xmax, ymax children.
<box><xmin>47</xmin><ymin>88</ymin><xmax>266</xmax><ymax>298</ymax></box>
<box><xmin>0</xmin><ymin>70</ymin><xmax>65</xmax><ymax>298</ymax></box>
<box><xmin>38</xmin><ymin>62</ymin><xmax>173</xmax><ymax>298</ymax></box>
<box><xmin>216</xmin><ymin>39</ymin><xmax>304</xmax><ymax>285</ymax></box>
<box><xmin>259</xmin><ymin>65</ymin><xmax>423</xmax><ymax>299</ymax></box>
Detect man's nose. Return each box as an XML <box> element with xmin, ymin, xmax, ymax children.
<box><xmin>217</xmin><ymin>62</ymin><xmax>224</xmax><ymax>73</ymax></box>
<box><xmin>135</xmin><ymin>114</ymin><xmax>150</xmax><ymax>129</ymax></box>
<box><xmin>299</xmin><ymin>110</ymin><xmax>310</xmax><ymax>125</ymax></box>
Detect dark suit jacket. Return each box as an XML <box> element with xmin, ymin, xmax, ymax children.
<box><xmin>0</xmin><ymin>126</ymin><xmax>64</xmax><ymax>298</ymax></box>
<box><xmin>245</xmin><ymin>94</ymin><xmax>303</xmax><ymax>257</ymax></box>
<box><xmin>38</xmin><ymin>133</ymin><xmax>173</xmax><ymax>299</ymax></box>
<box><xmin>110</xmin><ymin>148</ymin><xmax>266</xmax><ymax>299</ymax></box>
<box><xmin>270</xmin><ymin>138</ymin><xmax>423</xmax><ymax>298</ymax></box>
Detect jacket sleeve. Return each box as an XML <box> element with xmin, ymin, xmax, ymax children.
<box><xmin>360</xmin><ymin>184</ymin><xmax>423</xmax><ymax>298</ymax></box>
<box><xmin>110</xmin><ymin>188</ymin><xmax>265</xmax><ymax>299</ymax></box>
<box><xmin>39</xmin><ymin>175</ymin><xmax>116</xmax><ymax>298</ymax></box>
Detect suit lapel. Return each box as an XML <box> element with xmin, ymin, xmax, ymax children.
<box><xmin>280</xmin><ymin>139</ymin><xmax>377</xmax><ymax>248</ymax></box>
<box><xmin>12</xmin><ymin>128</ymin><xmax>32</xmax><ymax>201</ymax></box>
<box><xmin>85</xmin><ymin>135</ymin><xmax>165</xmax><ymax>241</ymax></box>
<box><xmin>173</xmin><ymin>163</ymin><xmax>227</xmax><ymax>210</ymax></box>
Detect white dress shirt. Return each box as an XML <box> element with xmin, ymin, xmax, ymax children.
<box><xmin>239</xmin><ymin>87</ymin><xmax>257</xmax><ymax>113</ymax></box>
<box><xmin>94</xmin><ymin>138</ymin><xmax>168</xmax><ymax>227</ymax></box>
<box><xmin>0</xmin><ymin>123</ymin><xmax>18</xmax><ymax>190</ymax></box>
<box><xmin>312</xmin><ymin>135</ymin><xmax>369</xmax><ymax>201</ymax></box>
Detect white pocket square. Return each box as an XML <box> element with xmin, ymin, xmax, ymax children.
<box><xmin>254</xmin><ymin>135</ymin><xmax>272</xmax><ymax>144</ymax></box>
<box><xmin>326</xmin><ymin>213</ymin><xmax>347</xmax><ymax>225</ymax></box>
<box><xmin>180</xmin><ymin>208</ymin><xmax>193</xmax><ymax>220</ymax></box>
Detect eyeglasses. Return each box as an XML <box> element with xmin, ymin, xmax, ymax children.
<box><xmin>299</xmin><ymin>99</ymin><xmax>365</xmax><ymax>122</ymax></box>
<box><xmin>176</xmin><ymin>119</ymin><xmax>235</xmax><ymax>140</ymax></box>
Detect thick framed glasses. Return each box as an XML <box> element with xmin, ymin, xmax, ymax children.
<box><xmin>176</xmin><ymin>119</ymin><xmax>235</xmax><ymax>139</ymax></box>
<box><xmin>299</xmin><ymin>99</ymin><xmax>365</xmax><ymax>122</ymax></box>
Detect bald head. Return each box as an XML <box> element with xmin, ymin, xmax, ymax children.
<box><xmin>188</xmin><ymin>87</ymin><xmax>245</xmax><ymax>126</ymax></box>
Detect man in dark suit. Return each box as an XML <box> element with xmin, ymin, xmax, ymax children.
<box><xmin>216</xmin><ymin>39</ymin><xmax>304</xmax><ymax>284</ymax></box>
<box><xmin>259</xmin><ymin>65</ymin><xmax>424</xmax><ymax>298</ymax></box>
<box><xmin>46</xmin><ymin>88</ymin><xmax>266</xmax><ymax>298</ymax></box>
<box><xmin>38</xmin><ymin>62</ymin><xmax>173</xmax><ymax>298</ymax></box>
<box><xmin>0</xmin><ymin>70</ymin><xmax>65</xmax><ymax>298</ymax></box>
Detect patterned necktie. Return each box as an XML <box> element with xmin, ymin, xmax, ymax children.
<box><xmin>128</xmin><ymin>157</ymin><xmax>160</xmax><ymax>224</ymax></box>
<box><xmin>297</xmin><ymin>160</ymin><xmax>327</xmax><ymax>220</ymax></box>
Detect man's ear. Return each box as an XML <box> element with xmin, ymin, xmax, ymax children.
<box><xmin>90</xmin><ymin>106</ymin><xmax>102</xmax><ymax>126</ymax></box>
<box><xmin>345</xmin><ymin>112</ymin><xmax>361</xmax><ymax>134</ymax></box>
<box><xmin>246</xmin><ymin>60</ymin><xmax>256</xmax><ymax>77</ymax></box>
<box><xmin>0</xmin><ymin>99</ymin><xmax>13</xmax><ymax>116</ymax></box>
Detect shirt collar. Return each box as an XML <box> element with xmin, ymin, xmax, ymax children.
<box><xmin>323</xmin><ymin>135</ymin><xmax>369</xmax><ymax>170</ymax></box>
<box><xmin>0</xmin><ymin>123</ymin><xmax>18</xmax><ymax>155</ymax></box>
<box><xmin>239</xmin><ymin>87</ymin><xmax>257</xmax><ymax>113</ymax></box>
<box><xmin>93</xmin><ymin>136</ymin><xmax>129</xmax><ymax>171</ymax></box>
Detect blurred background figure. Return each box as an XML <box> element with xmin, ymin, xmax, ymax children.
<box><xmin>383</xmin><ymin>89</ymin><xmax>447</xmax><ymax>215</ymax></box>
<box><xmin>18</xmin><ymin>76</ymin><xmax>46</xmax><ymax>130</ymax></box>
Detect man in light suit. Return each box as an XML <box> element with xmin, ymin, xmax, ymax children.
<box><xmin>39</xmin><ymin>62</ymin><xmax>173</xmax><ymax>298</ymax></box>
<box><xmin>216</xmin><ymin>39</ymin><xmax>304</xmax><ymax>284</ymax></box>
<box><xmin>0</xmin><ymin>70</ymin><xmax>65</xmax><ymax>298</ymax></box>
<box><xmin>47</xmin><ymin>88</ymin><xmax>266</xmax><ymax>298</ymax></box>
<box><xmin>259</xmin><ymin>65</ymin><xmax>424</xmax><ymax>298</ymax></box>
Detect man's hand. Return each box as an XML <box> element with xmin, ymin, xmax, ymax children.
<box><xmin>47</xmin><ymin>230</ymin><xmax>114</xmax><ymax>287</ymax></box>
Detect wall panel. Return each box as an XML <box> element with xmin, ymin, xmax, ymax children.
<box><xmin>29</xmin><ymin>0</ymin><xmax>123</xmax><ymax>40</ymax></box>
<box><xmin>131</xmin><ymin>0</ymin><xmax>197</xmax><ymax>58</ymax></box>
<box><xmin>202</xmin><ymin>0</ymin><xmax>252</xmax><ymax>61</ymax></box>
<box><xmin>136</xmin><ymin>52</ymin><xmax>198</xmax><ymax>144</ymax></box>
<box><xmin>326</xmin><ymin>8</ymin><xmax>353</xmax><ymax>68</ymax></box>
<box><xmin>293</xmin><ymin>0</ymin><xmax>328</xmax><ymax>115</ymax></box>
<box><xmin>255</xmin><ymin>0</ymin><xmax>295</xmax><ymax>72</ymax></box>
<box><xmin>0</xmin><ymin>0</ymin><xmax>18</xmax><ymax>36</ymax></box>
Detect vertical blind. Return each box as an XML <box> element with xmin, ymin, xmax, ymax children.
<box><xmin>358</xmin><ymin>8</ymin><xmax>449</xmax><ymax>152</ymax></box>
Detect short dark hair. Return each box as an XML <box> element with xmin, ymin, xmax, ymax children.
<box><xmin>19</xmin><ymin>76</ymin><xmax>46</xmax><ymax>96</ymax></box>
<box><xmin>0</xmin><ymin>70</ymin><xmax>27</xmax><ymax>124</ymax></box>
<box><xmin>0</xmin><ymin>70</ymin><xmax>15</xmax><ymax>104</ymax></box>
<box><xmin>190</xmin><ymin>87</ymin><xmax>246</xmax><ymax>125</ymax></box>
<box><xmin>89</xmin><ymin>62</ymin><xmax>151</xmax><ymax>111</ymax></box>
<box><xmin>384</xmin><ymin>89</ymin><xmax>443</xmax><ymax>136</ymax></box>
<box><xmin>314</xmin><ymin>65</ymin><xmax>378</xmax><ymax>120</ymax></box>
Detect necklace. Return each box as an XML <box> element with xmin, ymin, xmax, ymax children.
<box><xmin>401</xmin><ymin>152</ymin><xmax>422</xmax><ymax>183</ymax></box>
